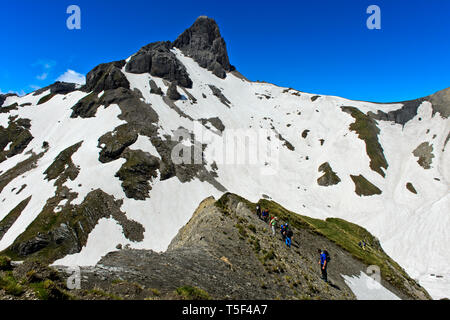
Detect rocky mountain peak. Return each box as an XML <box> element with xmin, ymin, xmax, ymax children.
<box><xmin>172</xmin><ymin>16</ymin><xmax>233</xmax><ymax>78</ymax></box>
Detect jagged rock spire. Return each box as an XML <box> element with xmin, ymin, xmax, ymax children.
<box><xmin>172</xmin><ymin>16</ymin><xmax>233</xmax><ymax>79</ymax></box>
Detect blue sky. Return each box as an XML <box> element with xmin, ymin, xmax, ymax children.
<box><xmin>0</xmin><ymin>0</ymin><xmax>449</xmax><ymax>102</ymax></box>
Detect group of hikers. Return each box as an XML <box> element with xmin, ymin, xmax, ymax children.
<box><xmin>255</xmin><ymin>205</ymin><xmax>331</xmax><ymax>283</ymax></box>
<box><xmin>256</xmin><ymin>205</ymin><xmax>293</xmax><ymax>247</ymax></box>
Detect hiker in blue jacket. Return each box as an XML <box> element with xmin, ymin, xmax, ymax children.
<box><xmin>285</xmin><ymin>229</ymin><xmax>293</xmax><ymax>248</ymax></box>
<box><xmin>280</xmin><ymin>223</ymin><xmax>289</xmax><ymax>241</ymax></box>
<box><xmin>318</xmin><ymin>249</ymin><xmax>329</xmax><ymax>282</ymax></box>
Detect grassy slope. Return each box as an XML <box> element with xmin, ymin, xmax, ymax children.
<box><xmin>216</xmin><ymin>193</ymin><xmax>428</xmax><ymax>298</ymax></box>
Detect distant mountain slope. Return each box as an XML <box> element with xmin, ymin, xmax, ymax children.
<box><xmin>0</xmin><ymin>16</ymin><xmax>448</xmax><ymax>299</ymax></box>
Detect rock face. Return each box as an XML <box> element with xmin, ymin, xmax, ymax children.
<box><xmin>0</xmin><ymin>116</ymin><xmax>34</xmax><ymax>163</ymax></box>
<box><xmin>166</xmin><ymin>82</ymin><xmax>181</xmax><ymax>100</ymax></box>
<box><xmin>149</xmin><ymin>79</ymin><xmax>163</xmax><ymax>95</ymax></box>
<box><xmin>369</xmin><ymin>87</ymin><xmax>450</xmax><ymax>126</ymax></box>
<box><xmin>6</xmin><ymin>189</ymin><xmax>145</xmax><ymax>263</ymax></box>
<box><xmin>173</xmin><ymin>16</ymin><xmax>233</xmax><ymax>79</ymax></box>
<box><xmin>84</xmin><ymin>60</ymin><xmax>130</xmax><ymax>93</ymax></box>
<box><xmin>317</xmin><ymin>162</ymin><xmax>341</xmax><ymax>186</ymax></box>
<box><xmin>115</xmin><ymin>149</ymin><xmax>160</xmax><ymax>200</ymax></box>
<box><xmin>126</xmin><ymin>41</ymin><xmax>193</xmax><ymax>88</ymax></box>
<box><xmin>32</xmin><ymin>82</ymin><xmax>78</xmax><ymax>96</ymax></box>
<box><xmin>53</xmin><ymin>194</ymin><xmax>430</xmax><ymax>300</ymax></box>
<box><xmin>413</xmin><ymin>142</ymin><xmax>434</xmax><ymax>169</ymax></box>
<box><xmin>0</xmin><ymin>94</ymin><xmax>17</xmax><ymax>107</ymax></box>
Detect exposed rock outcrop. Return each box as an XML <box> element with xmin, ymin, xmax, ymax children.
<box><xmin>149</xmin><ymin>79</ymin><xmax>163</xmax><ymax>95</ymax></box>
<box><xmin>413</xmin><ymin>142</ymin><xmax>434</xmax><ymax>169</ymax></box>
<box><xmin>125</xmin><ymin>41</ymin><xmax>193</xmax><ymax>88</ymax></box>
<box><xmin>0</xmin><ymin>93</ymin><xmax>17</xmax><ymax>107</ymax></box>
<box><xmin>173</xmin><ymin>16</ymin><xmax>233</xmax><ymax>79</ymax></box>
<box><xmin>0</xmin><ymin>116</ymin><xmax>34</xmax><ymax>163</ymax></box>
<box><xmin>32</xmin><ymin>82</ymin><xmax>78</xmax><ymax>96</ymax></box>
<box><xmin>98</xmin><ymin>124</ymin><xmax>139</xmax><ymax>163</ymax></box>
<box><xmin>369</xmin><ymin>87</ymin><xmax>450</xmax><ymax>125</ymax></box>
<box><xmin>52</xmin><ymin>194</ymin><xmax>430</xmax><ymax>300</ymax></box>
<box><xmin>115</xmin><ymin>149</ymin><xmax>160</xmax><ymax>200</ymax></box>
<box><xmin>166</xmin><ymin>82</ymin><xmax>181</xmax><ymax>101</ymax></box>
<box><xmin>83</xmin><ymin>60</ymin><xmax>130</xmax><ymax>93</ymax></box>
<box><xmin>317</xmin><ymin>162</ymin><xmax>341</xmax><ymax>186</ymax></box>
<box><xmin>5</xmin><ymin>189</ymin><xmax>145</xmax><ymax>263</ymax></box>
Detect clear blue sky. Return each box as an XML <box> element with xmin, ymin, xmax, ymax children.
<box><xmin>1</xmin><ymin>0</ymin><xmax>449</xmax><ymax>102</ymax></box>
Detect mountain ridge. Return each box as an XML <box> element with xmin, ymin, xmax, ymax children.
<box><xmin>0</xmin><ymin>17</ymin><xmax>448</xmax><ymax>299</ymax></box>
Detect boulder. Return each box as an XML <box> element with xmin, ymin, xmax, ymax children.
<box><xmin>167</xmin><ymin>82</ymin><xmax>181</xmax><ymax>101</ymax></box>
<box><xmin>149</xmin><ymin>79</ymin><xmax>163</xmax><ymax>95</ymax></box>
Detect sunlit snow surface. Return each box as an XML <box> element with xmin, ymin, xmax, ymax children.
<box><xmin>342</xmin><ymin>272</ymin><xmax>400</xmax><ymax>300</ymax></box>
<box><xmin>0</xmin><ymin>49</ymin><xmax>448</xmax><ymax>299</ymax></box>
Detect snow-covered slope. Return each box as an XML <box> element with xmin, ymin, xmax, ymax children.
<box><xmin>0</xmin><ymin>17</ymin><xmax>448</xmax><ymax>299</ymax></box>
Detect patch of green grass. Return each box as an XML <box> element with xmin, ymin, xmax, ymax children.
<box><xmin>87</xmin><ymin>287</ymin><xmax>123</xmax><ymax>300</ymax></box>
<box><xmin>341</xmin><ymin>106</ymin><xmax>388</xmax><ymax>177</ymax></box>
<box><xmin>0</xmin><ymin>256</ymin><xmax>12</xmax><ymax>271</ymax></box>
<box><xmin>44</xmin><ymin>141</ymin><xmax>83</xmax><ymax>182</ymax></box>
<box><xmin>317</xmin><ymin>162</ymin><xmax>341</xmax><ymax>186</ymax></box>
<box><xmin>0</xmin><ymin>197</ymin><xmax>32</xmax><ymax>241</ymax></box>
<box><xmin>29</xmin><ymin>279</ymin><xmax>72</xmax><ymax>300</ymax></box>
<box><xmin>251</xmin><ymin>239</ymin><xmax>261</xmax><ymax>253</ymax></box>
<box><xmin>37</xmin><ymin>93</ymin><xmax>56</xmax><ymax>105</ymax></box>
<box><xmin>350</xmin><ymin>174</ymin><xmax>382</xmax><ymax>196</ymax></box>
<box><xmin>217</xmin><ymin>193</ymin><xmax>423</xmax><ymax>298</ymax></box>
<box><xmin>260</xmin><ymin>249</ymin><xmax>275</xmax><ymax>264</ymax></box>
<box><xmin>150</xmin><ymin>288</ymin><xmax>160</xmax><ymax>296</ymax></box>
<box><xmin>235</xmin><ymin>223</ymin><xmax>247</xmax><ymax>238</ymax></box>
<box><xmin>175</xmin><ymin>285</ymin><xmax>210</xmax><ymax>300</ymax></box>
<box><xmin>0</xmin><ymin>272</ymin><xmax>24</xmax><ymax>296</ymax></box>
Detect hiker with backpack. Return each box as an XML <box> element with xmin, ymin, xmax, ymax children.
<box><xmin>285</xmin><ymin>229</ymin><xmax>293</xmax><ymax>248</ymax></box>
<box><xmin>280</xmin><ymin>222</ymin><xmax>289</xmax><ymax>241</ymax></box>
<box><xmin>318</xmin><ymin>249</ymin><xmax>330</xmax><ymax>282</ymax></box>
<box><xmin>261</xmin><ymin>209</ymin><xmax>269</xmax><ymax>223</ymax></box>
<box><xmin>270</xmin><ymin>216</ymin><xmax>278</xmax><ymax>236</ymax></box>
<box><xmin>256</xmin><ymin>205</ymin><xmax>262</xmax><ymax>219</ymax></box>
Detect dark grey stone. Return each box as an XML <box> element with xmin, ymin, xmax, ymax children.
<box><xmin>149</xmin><ymin>80</ymin><xmax>163</xmax><ymax>95</ymax></box>
<box><xmin>83</xmin><ymin>60</ymin><xmax>129</xmax><ymax>93</ymax></box>
<box><xmin>125</xmin><ymin>41</ymin><xmax>193</xmax><ymax>88</ymax></box>
<box><xmin>167</xmin><ymin>82</ymin><xmax>181</xmax><ymax>100</ymax></box>
<box><xmin>32</xmin><ymin>82</ymin><xmax>77</xmax><ymax>96</ymax></box>
<box><xmin>172</xmin><ymin>16</ymin><xmax>233</xmax><ymax>79</ymax></box>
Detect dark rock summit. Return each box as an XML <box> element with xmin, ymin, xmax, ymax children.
<box><xmin>126</xmin><ymin>41</ymin><xmax>193</xmax><ymax>88</ymax></box>
<box><xmin>32</xmin><ymin>82</ymin><xmax>78</xmax><ymax>96</ymax></box>
<box><xmin>84</xmin><ymin>60</ymin><xmax>130</xmax><ymax>93</ymax></box>
<box><xmin>173</xmin><ymin>16</ymin><xmax>233</xmax><ymax>79</ymax></box>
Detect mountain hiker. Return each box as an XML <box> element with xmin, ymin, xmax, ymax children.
<box><xmin>285</xmin><ymin>229</ymin><xmax>293</xmax><ymax>248</ymax></box>
<box><xmin>270</xmin><ymin>216</ymin><xmax>278</xmax><ymax>235</ymax></box>
<box><xmin>318</xmin><ymin>249</ymin><xmax>330</xmax><ymax>282</ymax></box>
<box><xmin>256</xmin><ymin>205</ymin><xmax>261</xmax><ymax>219</ymax></box>
<box><xmin>261</xmin><ymin>209</ymin><xmax>269</xmax><ymax>222</ymax></box>
<box><xmin>280</xmin><ymin>223</ymin><xmax>289</xmax><ymax>241</ymax></box>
